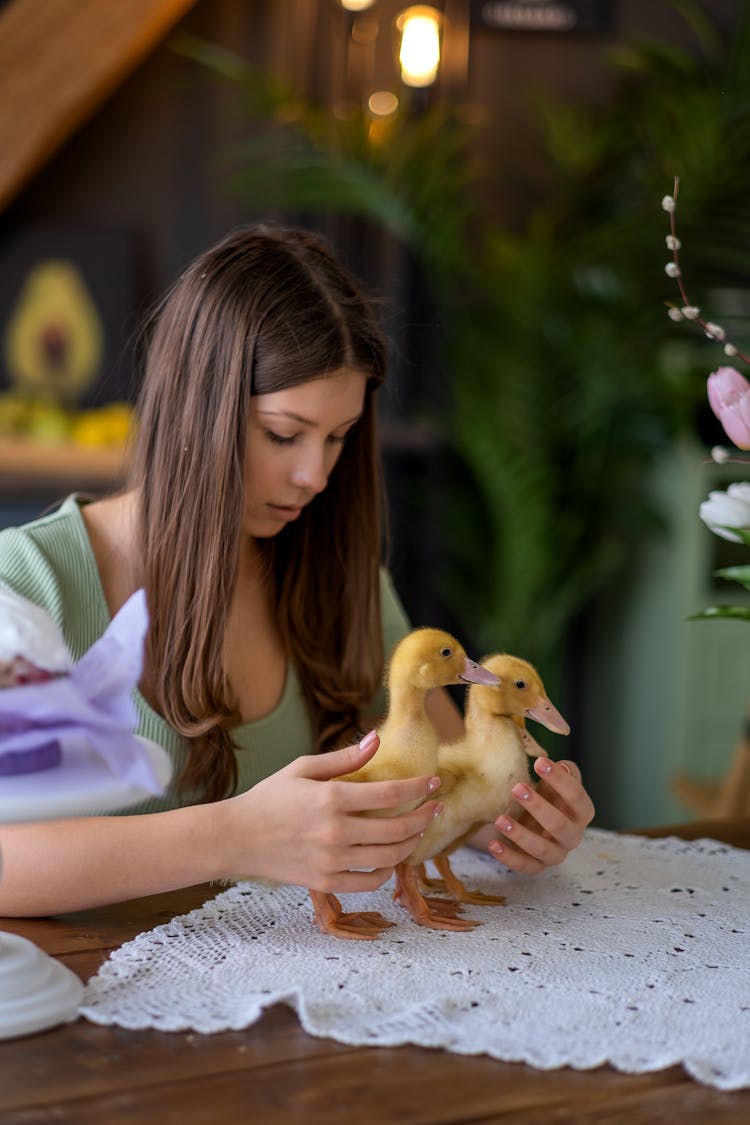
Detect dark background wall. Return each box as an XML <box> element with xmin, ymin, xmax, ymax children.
<box><xmin>0</xmin><ymin>0</ymin><xmax>743</xmax><ymax>641</ymax></box>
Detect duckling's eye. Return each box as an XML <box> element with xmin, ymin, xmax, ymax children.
<box><xmin>440</xmin><ymin>647</ymin><xmax>453</xmax><ymax>657</ymax></box>
<box><xmin>515</xmin><ymin>680</ymin><xmax>527</xmax><ymax>690</ymax></box>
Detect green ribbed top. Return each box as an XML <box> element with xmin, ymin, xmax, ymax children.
<box><xmin>0</xmin><ymin>495</ymin><xmax>411</xmax><ymax>812</ymax></box>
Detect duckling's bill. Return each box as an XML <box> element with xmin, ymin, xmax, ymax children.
<box><xmin>526</xmin><ymin>699</ymin><xmax>569</xmax><ymax>735</ymax></box>
<box><xmin>459</xmin><ymin>659</ymin><xmax>500</xmax><ymax>686</ymax></box>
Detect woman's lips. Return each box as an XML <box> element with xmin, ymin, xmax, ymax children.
<box><xmin>267</xmin><ymin>502</ymin><xmax>303</xmax><ymax>521</ymax></box>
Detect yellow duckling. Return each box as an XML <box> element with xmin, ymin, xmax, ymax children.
<box><xmin>310</xmin><ymin>628</ymin><xmax>500</xmax><ymax>940</ymax></box>
<box><xmin>395</xmin><ymin>653</ymin><xmax>569</xmax><ymax>928</ymax></box>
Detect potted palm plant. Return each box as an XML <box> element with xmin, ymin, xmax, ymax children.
<box><xmin>172</xmin><ymin>0</ymin><xmax>750</xmax><ymax>733</ymax></box>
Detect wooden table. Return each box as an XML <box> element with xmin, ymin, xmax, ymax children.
<box><xmin>2</xmin><ymin>820</ymin><xmax>750</xmax><ymax>1124</ymax></box>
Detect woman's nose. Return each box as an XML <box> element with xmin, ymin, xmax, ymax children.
<box><xmin>290</xmin><ymin>449</ymin><xmax>328</xmax><ymax>494</ymax></box>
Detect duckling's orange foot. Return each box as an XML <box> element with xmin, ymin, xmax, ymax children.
<box><xmin>421</xmin><ymin>894</ymin><xmax>465</xmax><ymax>917</ymax></box>
<box><xmin>417</xmin><ymin>862</ymin><xmax>449</xmax><ymax>894</ymax></box>
<box><xmin>432</xmin><ymin>855</ymin><xmax>506</xmax><ymax>906</ymax></box>
<box><xmin>394</xmin><ymin>863</ymin><xmax>481</xmax><ymax>932</ymax></box>
<box><xmin>392</xmin><ymin>885</ymin><xmax>463</xmax><ymax>917</ymax></box>
<box><xmin>452</xmin><ymin>887</ymin><xmax>506</xmax><ymax>906</ymax></box>
<box><xmin>406</xmin><ymin>900</ymin><xmax>481</xmax><ymax>932</ymax></box>
<box><xmin>308</xmin><ymin>890</ymin><xmax>394</xmax><ymax>941</ymax></box>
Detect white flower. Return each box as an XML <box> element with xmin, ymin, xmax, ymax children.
<box><xmin>667</xmin><ymin>306</ymin><xmax>683</xmax><ymax>321</ymax></box>
<box><xmin>666</xmin><ymin>235</ymin><xmax>681</xmax><ymax>250</ymax></box>
<box><xmin>725</xmin><ymin>343</ymin><xmax>738</xmax><ymax>357</ymax></box>
<box><xmin>699</xmin><ymin>482</ymin><xmax>750</xmax><ymax>542</ymax></box>
<box><xmin>705</xmin><ymin>322</ymin><xmax>726</xmax><ymax>340</ymax></box>
<box><xmin>682</xmin><ymin>306</ymin><xmax>700</xmax><ymax>319</ymax></box>
<box><xmin>661</xmin><ymin>195</ymin><xmax>676</xmax><ymax>213</ymax></box>
<box><xmin>665</xmin><ymin>262</ymin><xmax>681</xmax><ymax>278</ymax></box>
<box><xmin>711</xmin><ymin>446</ymin><xmax>731</xmax><ymax>463</ymax></box>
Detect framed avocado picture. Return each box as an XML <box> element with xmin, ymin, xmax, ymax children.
<box><xmin>0</xmin><ymin>226</ymin><xmax>139</xmax><ymax>410</ymax></box>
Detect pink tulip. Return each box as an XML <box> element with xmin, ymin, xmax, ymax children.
<box><xmin>707</xmin><ymin>366</ymin><xmax>750</xmax><ymax>449</ymax></box>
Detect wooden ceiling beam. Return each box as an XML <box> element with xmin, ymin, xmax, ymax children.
<box><xmin>0</xmin><ymin>0</ymin><xmax>199</xmax><ymax>212</ymax></box>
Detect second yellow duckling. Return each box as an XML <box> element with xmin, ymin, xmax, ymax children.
<box><xmin>394</xmin><ymin>653</ymin><xmax>569</xmax><ymax>926</ymax></box>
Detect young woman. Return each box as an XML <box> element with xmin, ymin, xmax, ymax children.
<box><xmin>0</xmin><ymin>225</ymin><xmax>593</xmax><ymax>918</ymax></box>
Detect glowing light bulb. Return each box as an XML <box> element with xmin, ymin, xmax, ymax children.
<box><xmin>368</xmin><ymin>90</ymin><xmax>399</xmax><ymax>116</ymax></box>
<box><xmin>340</xmin><ymin>1</ymin><xmax>376</xmax><ymax>11</ymax></box>
<box><xmin>397</xmin><ymin>6</ymin><xmax>441</xmax><ymax>88</ymax></box>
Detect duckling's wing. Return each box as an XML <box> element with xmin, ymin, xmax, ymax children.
<box><xmin>437</xmin><ymin>767</ymin><xmax>459</xmax><ymax>797</ymax></box>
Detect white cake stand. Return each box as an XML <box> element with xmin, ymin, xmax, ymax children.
<box><xmin>0</xmin><ymin>736</ymin><xmax>171</xmax><ymax>1040</ymax></box>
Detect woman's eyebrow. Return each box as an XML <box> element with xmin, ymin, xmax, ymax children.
<box><xmin>256</xmin><ymin>409</ymin><xmax>362</xmax><ymax>428</ymax></box>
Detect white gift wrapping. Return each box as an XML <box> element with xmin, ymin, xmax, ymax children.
<box><xmin>80</xmin><ymin>827</ymin><xmax>750</xmax><ymax>1090</ymax></box>
<box><xmin>0</xmin><ymin>589</ymin><xmax>162</xmax><ymax>792</ymax></box>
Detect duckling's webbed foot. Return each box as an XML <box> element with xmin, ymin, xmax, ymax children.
<box><xmin>416</xmin><ymin>861</ymin><xmax>449</xmax><ymax>893</ymax></box>
<box><xmin>394</xmin><ymin>864</ymin><xmax>481</xmax><ymax>932</ymax></box>
<box><xmin>433</xmin><ymin>854</ymin><xmax>506</xmax><ymax>906</ymax></box>
<box><xmin>421</xmin><ymin>895</ymin><xmax>464</xmax><ymax>917</ymax></box>
<box><xmin>392</xmin><ymin>886</ymin><xmax>463</xmax><ymax>917</ymax></box>
<box><xmin>309</xmin><ymin>890</ymin><xmax>395</xmax><ymax>940</ymax></box>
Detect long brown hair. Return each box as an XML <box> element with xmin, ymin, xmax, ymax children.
<box><xmin>129</xmin><ymin>225</ymin><xmax>388</xmax><ymax>802</ymax></box>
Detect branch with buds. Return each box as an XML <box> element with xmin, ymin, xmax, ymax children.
<box><xmin>662</xmin><ymin>176</ymin><xmax>750</xmax><ymax>366</ymax></box>
<box><xmin>664</xmin><ymin>179</ymin><xmax>750</xmax><ymax>619</ymax></box>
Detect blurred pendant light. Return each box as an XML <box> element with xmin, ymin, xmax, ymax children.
<box><xmin>339</xmin><ymin>1</ymin><xmax>377</xmax><ymax>10</ymax></box>
<box><xmin>396</xmin><ymin>5</ymin><xmax>442</xmax><ymax>87</ymax></box>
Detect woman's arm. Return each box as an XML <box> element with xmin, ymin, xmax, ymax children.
<box><xmin>0</xmin><ymin>733</ymin><xmax>443</xmax><ymax>917</ymax></box>
<box><xmin>0</xmin><ymin>803</ymin><xmax>220</xmax><ymax>916</ymax></box>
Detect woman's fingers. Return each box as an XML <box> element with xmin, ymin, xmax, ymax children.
<box><xmin>487</xmin><ymin>758</ymin><xmax>595</xmax><ymax>874</ymax></box>
<box><xmin>334</xmin><ymin>773</ymin><xmax>442</xmax><ymax>814</ymax></box>
<box><xmin>314</xmin><ymin>866</ymin><xmax>396</xmax><ymax>895</ymax></box>
<box><xmin>509</xmin><ymin>782</ymin><xmax>580</xmax><ymax>851</ymax></box>
<box><xmin>532</xmin><ymin>757</ymin><xmax>595</xmax><ymax>825</ymax></box>
<box><xmin>296</xmin><ymin>730</ymin><xmax>381</xmax><ymax>781</ymax></box>
<box><xmin>349</xmin><ymin>799</ymin><xmax>443</xmax><ymax>845</ymax></box>
<box><xmin>344</xmin><ymin>829</ymin><xmax>432</xmax><ymax>877</ymax></box>
<box><xmin>490</xmin><ymin>811</ymin><xmax>568</xmax><ymax>872</ymax></box>
<box><xmin>308</xmin><ymin>807</ymin><xmax>442</xmax><ymax>892</ymax></box>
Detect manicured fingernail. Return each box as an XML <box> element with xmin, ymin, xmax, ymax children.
<box><xmin>427</xmin><ymin>776</ymin><xmax>441</xmax><ymax>793</ymax></box>
<box><xmin>559</xmin><ymin>761</ymin><xmax>571</xmax><ymax>774</ymax></box>
<box><xmin>432</xmin><ymin>803</ymin><xmax>443</xmax><ymax>818</ymax></box>
<box><xmin>512</xmin><ymin>783</ymin><xmax>531</xmax><ymax>800</ymax></box>
<box><xmin>536</xmin><ymin>758</ymin><xmax>553</xmax><ymax>775</ymax></box>
<box><xmin>497</xmin><ymin>816</ymin><xmax>513</xmax><ymax>833</ymax></box>
<box><xmin>359</xmin><ymin>730</ymin><xmax>378</xmax><ymax>751</ymax></box>
<box><xmin>489</xmin><ymin>840</ymin><xmax>504</xmax><ymax>856</ymax></box>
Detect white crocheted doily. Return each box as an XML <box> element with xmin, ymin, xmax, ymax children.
<box><xmin>80</xmin><ymin>828</ymin><xmax>750</xmax><ymax>1090</ymax></box>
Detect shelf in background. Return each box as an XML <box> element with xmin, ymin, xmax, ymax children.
<box><xmin>0</xmin><ymin>436</ymin><xmax>128</xmax><ymax>497</ymax></box>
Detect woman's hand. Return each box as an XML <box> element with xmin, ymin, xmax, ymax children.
<box><xmin>475</xmin><ymin>757</ymin><xmax>594</xmax><ymax>874</ymax></box>
<box><xmin>213</xmin><ymin>731</ymin><xmax>442</xmax><ymax>893</ymax></box>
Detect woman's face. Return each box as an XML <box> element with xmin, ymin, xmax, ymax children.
<box><xmin>243</xmin><ymin>367</ymin><xmax>367</xmax><ymax>537</ymax></box>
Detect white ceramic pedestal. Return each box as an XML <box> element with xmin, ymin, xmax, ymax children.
<box><xmin>0</xmin><ymin>932</ymin><xmax>83</xmax><ymax>1039</ymax></box>
<box><xmin>0</xmin><ymin>737</ymin><xmax>171</xmax><ymax>1040</ymax></box>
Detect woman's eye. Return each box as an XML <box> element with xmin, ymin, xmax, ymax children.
<box><xmin>266</xmin><ymin>431</ymin><xmax>297</xmax><ymax>446</ymax></box>
<box><xmin>327</xmin><ymin>429</ymin><xmax>352</xmax><ymax>447</ymax></box>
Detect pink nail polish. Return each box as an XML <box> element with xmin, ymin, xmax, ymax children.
<box><xmin>359</xmin><ymin>730</ymin><xmax>378</xmax><ymax>752</ymax></box>
<box><xmin>537</xmin><ymin>758</ymin><xmax>553</xmax><ymax>775</ymax></box>
<box><xmin>512</xmin><ymin>783</ymin><xmax>530</xmax><ymax>800</ymax></box>
<box><xmin>497</xmin><ymin>816</ymin><xmax>513</xmax><ymax>833</ymax></box>
<box><xmin>427</xmin><ymin>776</ymin><xmax>441</xmax><ymax>793</ymax></box>
<box><xmin>489</xmin><ymin>840</ymin><xmax>504</xmax><ymax>856</ymax></box>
